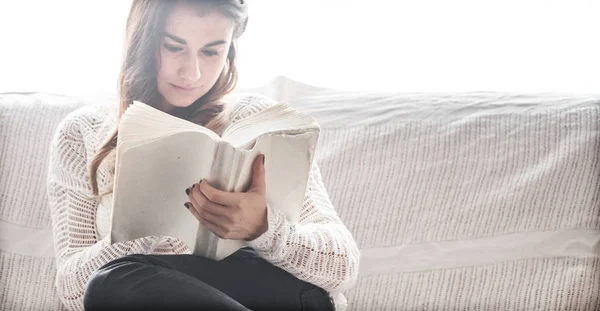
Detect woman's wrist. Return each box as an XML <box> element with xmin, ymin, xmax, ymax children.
<box><xmin>246</xmin><ymin>208</ymin><xmax>268</xmax><ymax>241</ymax></box>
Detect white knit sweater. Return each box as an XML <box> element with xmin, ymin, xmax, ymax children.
<box><xmin>46</xmin><ymin>94</ymin><xmax>360</xmax><ymax>311</ymax></box>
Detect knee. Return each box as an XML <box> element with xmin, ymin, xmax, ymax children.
<box><xmin>300</xmin><ymin>287</ymin><xmax>335</xmax><ymax>311</ymax></box>
<box><xmin>83</xmin><ymin>254</ymin><xmax>152</xmax><ymax>310</ymax></box>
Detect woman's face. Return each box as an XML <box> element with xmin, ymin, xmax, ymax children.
<box><xmin>157</xmin><ymin>3</ymin><xmax>234</xmax><ymax>111</ymax></box>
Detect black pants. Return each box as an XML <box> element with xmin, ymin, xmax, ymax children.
<box><xmin>83</xmin><ymin>247</ymin><xmax>334</xmax><ymax>311</ymax></box>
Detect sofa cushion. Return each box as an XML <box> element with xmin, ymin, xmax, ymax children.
<box><xmin>243</xmin><ymin>77</ymin><xmax>600</xmax><ymax>309</ymax></box>
<box><xmin>0</xmin><ymin>92</ymin><xmax>111</xmax><ymax>311</ymax></box>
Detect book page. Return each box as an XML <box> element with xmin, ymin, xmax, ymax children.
<box><xmin>120</xmin><ymin>101</ymin><xmax>221</xmax><ymax>142</ymax></box>
<box><xmin>221</xmin><ymin>103</ymin><xmax>319</xmax><ymax>149</ymax></box>
<box><xmin>110</xmin><ymin>131</ymin><xmax>217</xmax><ymax>253</ymax></box>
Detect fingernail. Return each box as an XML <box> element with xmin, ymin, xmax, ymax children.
<box><xmin>184</xmin><ymin>203</ymin><xmax>190</xmax><ymax>209</ymax></box>
<box><xmin>185</xmin><ymin>188</ymin><xmax>190</xmax><ymax>195</ymax></box>
<box><xmin>192</xmin><ymin>184</ymin><xmax>195</xmax><ymax>189</ymax></box>
<box><xmin>262</xmin><ymin>155</ymin><xmax>265</xmax><ymax>165</ymax></box>
<box><xmin>199</xmin><ymin>179</ymin><xmax>203</xmax><ymax>184</ymax></box>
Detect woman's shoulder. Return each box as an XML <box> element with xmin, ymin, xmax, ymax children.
<box><xmin>51</xmin><ymin>104</ymin><xmax>116</xmax><ymax>154</ymax></box>
<box><xmin>227</xmin><ymin>92</ymin><xmax>278</xmax><ymax>124</ymax></box>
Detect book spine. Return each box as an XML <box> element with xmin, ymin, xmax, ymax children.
<box><xmin>227</xmin><ymin>149</ymin><xmax>245</xmax><ymax>192</ymax></box>
<box><xmin>204</xmin><ymin>141</ymin><xmax>234</xmax><ymax>259</ymax></box>
<box><xmin>193</xmin><ymin>140</ymin><xmax>227</xmax><ymax>258</ymax></box>
<box><xmin>207</xmin><ymin>141</ymin><xmax>230</xmax><ymax>191</ymax></box>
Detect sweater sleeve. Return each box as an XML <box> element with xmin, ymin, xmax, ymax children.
<box><xmin>234</xmin><ymin>94</ymin><xmax>361</xmax><ymax>293</ymax></box>
<box><xmin>46</xmin><ymin>111</ymin><xmax>191</xmax><ymax>311</ymax></box>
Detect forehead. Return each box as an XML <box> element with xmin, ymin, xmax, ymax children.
<box><xmin>164</xmin><ymin>3</ymin><xmax>234</xmax><ymax>45</ymax></box>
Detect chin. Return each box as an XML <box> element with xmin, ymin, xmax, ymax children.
<box><xmin>163</xmin><ymin>93</ymin><xmax>204</xmax><ymax>108</ymax></box>
<box><xmin>168</xmin><ymin>98</ymin><xmax>196</xmax><ymax>108</ymax></box>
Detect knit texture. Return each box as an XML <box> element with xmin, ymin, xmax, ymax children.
<box><xmin>304</xmin><ymin>98</ymin><xmax>600</xmax><ymax>310</ymax></box>
<box><xmin>4</xmin><ymin>88</ymin><xmax>600</xmax><ymax>311</ymax></box>
<box><xmin>349</xmin><ymin>256</ymin><xmax>600</xmax><ymax>310</ymax></box>
<box><xmin>46</xmin><ymin>94</ymin><xmax>360</xmax><ymax>311</ymax></box>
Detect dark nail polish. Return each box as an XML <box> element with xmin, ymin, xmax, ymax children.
<box><xmin>192</xmin><ymin>184</ymin><xmax>195</xmax><ymax>189</ymax></box>
<box><xmin>199</xmin><ymin>179</ymin><xmax>203</xmax><ymax>184</ymax></box>
<box><xmin>262</xmin><ymin>155</ymin><xmax>265</xmax><ymax>165</ymax></box>
<box><xmin>185</xmin><ymin>188</ymin><xmax>190</xmax><ymax>195</ymax></box>
<box><xmin>184</xmin><ymin>203</ymin><xmax>189</xmax><ymax>209</ymax></box>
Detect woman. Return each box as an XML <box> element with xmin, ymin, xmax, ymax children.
<box><xmin>46</xmin><ymin>1</ymin><xmax>360</xmax><ymax>310</ymax></box>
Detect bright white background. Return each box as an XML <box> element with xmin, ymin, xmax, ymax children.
<box><xmin>0</xmin><ymin>0</ymin><xmax>598</xmax><ymax>96</ymax></box>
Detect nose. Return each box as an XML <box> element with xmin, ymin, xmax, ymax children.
<box><xmin>178</xmin><ymin>54</ymin><xmax>201</xmax><ymax>86</ymax></box>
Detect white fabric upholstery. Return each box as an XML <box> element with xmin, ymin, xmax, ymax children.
<box><xmin>1</xmin><ymin>93</ymin><xmax>99</xmax><ymax>311</ymax></box>
<box><xmin>1</xmin><ymin>77</ymin><xmax>600</xmax><ymax>310</ymax></box>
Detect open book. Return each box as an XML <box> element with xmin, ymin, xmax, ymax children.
<box><xmin>110</xmin><ymin>98</ymin><xmax>320</xmax><ymax>260</ymax></box>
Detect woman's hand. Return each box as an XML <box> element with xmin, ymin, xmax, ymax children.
<box><xmin>185</xmin><ymin>154</ymin><xmax>268</xmax><ymax>241</ymax></box>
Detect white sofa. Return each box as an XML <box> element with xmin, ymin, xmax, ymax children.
<box><xmin>1</xmin><ymin>77</ymin><xmax>600</xmax><ymax>310</ymax></box>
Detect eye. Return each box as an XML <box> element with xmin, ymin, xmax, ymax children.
<box><xmin>164</xmin><ymin>44</ymin><xmax>183</xmax><ymax>53</ymax></box>
<box><xmin>202</xmin><ymin>50</ymin><xmax>219</xmax><ymax>57</ymax></box>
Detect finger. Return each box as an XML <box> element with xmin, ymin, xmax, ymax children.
<box><xmin>190</xmin><ymin>183</ymin><xmax>231</xmax><ymax>218</ymax></box>
<box><xmin>184</xmin><ymin>201</ymin><xmax>203</xmax><ymax>223</ymax></box>
<box><xmin>203</xmin><ymin>201</ymin><xmax>231</xmax><ymax>220</ymax></box>
<box><xmin>192</xmin><ymin>197</ymin><xmax>231</xmax><ymax>225</ymax></box>
<box><xmin>248</xmin><ymin>154</ymin><xmax>266</xmax><ymax>195</ymax></box>
<box><xmin>200</xmin><ymin>215</ymin><xmax>229</xmax><ymax>239</ymax></box>
<box><xmin>190</xmin><ymin>182</ymin><xmax>211</xmax><ymax>210</ymax></box>
<box><xmin>189</xmin><ymin>194</ymin><xmax>227</xmax><ymax>222</ymax></box>
<box><xmin>187</xmin><ymin>185</ymin><xmax>207</xmax><ymax>216</ymax></box>
<box><xmin>199</xmin><ymin>180</ymin><xmax>241</xmax><ymax>207</ymax></box>
<box><xmin>202</xmin><ymin>208</ymin><xmax>229</xmax><ymax>226</ymax></box>
<box><xmin>185</xmin><ymin>201</ymin><xmax>229</xmax><ymax>237</ymax></box>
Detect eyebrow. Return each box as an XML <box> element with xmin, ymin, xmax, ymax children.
<box><xmin>161</xmin><ymin>32</ymin><xmax>228</xmax><ymax>48</ymax></box>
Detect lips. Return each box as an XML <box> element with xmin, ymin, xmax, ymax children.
<box><xmin>170</xmin><ymin>83</ymin><xmax>198</xmax><ymax>92</ymax></box>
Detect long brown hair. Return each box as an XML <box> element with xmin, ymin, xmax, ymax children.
<box><xmin>90</xmin><ymin>0</ymin><xmax>248</xmax><ymax>197</ymax></box>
